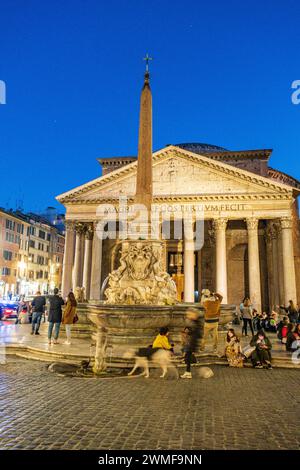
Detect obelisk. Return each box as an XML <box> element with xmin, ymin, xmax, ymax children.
<box><xmin>104</xmin><ymin>57</ymin><xmax>177</xmax><ymax>305</ymax></box>
<box><xmin>134</xmin><ymin>55</ymin><xmax>153</xmax><ymax>213</ymax></box>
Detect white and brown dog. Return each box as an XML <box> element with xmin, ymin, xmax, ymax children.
<box><xmin>124</xmin><ymin>347</ymin><xmax>176</xmax><ymax>378</ymax></box>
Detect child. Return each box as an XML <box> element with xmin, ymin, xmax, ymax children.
<box><xmin>152</xmin><ymin>327</ymin><xmax>173</xmax><ymax>351</ymax></box>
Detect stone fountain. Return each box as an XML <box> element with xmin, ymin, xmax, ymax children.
<box><xmin>88</xmin><ymin>65</ymin><xmax>234</xmax><ymax>374</ymax></box>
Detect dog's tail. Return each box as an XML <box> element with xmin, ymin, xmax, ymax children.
<box><xmin>123</xmin><ymin>349</ymin><xmax>136</xmax><ymax>359</ymax></box>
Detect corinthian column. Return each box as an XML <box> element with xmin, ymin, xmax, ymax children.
<box><xmin>246</xmin><ymin>217</ymin><xmax>262</xmax><ymax>312</ymax></box>
<box><xmin>61</xmin><ymin>221</ymin><xmax>75</xmax><ymax>299</ymax></box>
<box><xmin>214</xmin><ymin>218</ymin><xmax>228</xmax><ymax>303</ymax></box>
<box><xmin>280</xmin><ymin>216</ymin><xmax>297</xmax><ymax>304</ymax></box>
<box><xmin>90</xmin><ymin>222</ymin><xmax>103</xmax><ymax>300</ymax></box>
<box><xmin>269</xmin><ymin>223</ymin><xmax>280</xmax><ymax>308</ymax></box>
<box><xmin>72</xmin><ymin>222</ymin><xmax>85</xmax><ymax>290</ymax></box>
<box><xmin>184</xmin><ymin>240</ymin><xmax>195</xmax><ymax>303</ymax></box>
<box><xmin>82</xmin><ymin>224</ymin><xmax>93</xmax><ymax>300</ymax></box>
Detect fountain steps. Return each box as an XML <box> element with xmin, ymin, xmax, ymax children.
<box><xmin>5</xmin><ymin>344</ymin><xmax>299</xmax><ymax>369</ymax></box>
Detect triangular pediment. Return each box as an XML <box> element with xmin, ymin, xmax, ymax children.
<box><xmin>56</xmin><ymin>146</ymin><xmax>293</xmax><ymax>204</ymax></box>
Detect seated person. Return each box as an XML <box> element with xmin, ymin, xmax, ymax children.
<box><xmin>269</xmin><ymin>316</ymin><xmax>277</xmax><ymax>333</ymax></box>
<box><xmin>286</xmin><ymin>323</ymin><xmax>300</xmax><ymax>352</ymax></box>
<box><xmin>250</xmin><ymin>330</ymin><xmax>272</xmax><ymax>369</ymax></box>
<box><xmin>277</xmin><ymin>316</ymin><xmax>289</xmax><ymax>343</ymax></box>
<box><xmin>260</xmin><ymin>312</ymin><xmax>269</xmax><ymax>330</ymax></box>
<box><xmin>225</xmin><ymin>329</ymin><xmax>243</xmax><ymax>368</ymax></box>
<box><xmin>152</xmin><ymin>327</ymin><xmax>174</xmax><ymax>351</ymax></box>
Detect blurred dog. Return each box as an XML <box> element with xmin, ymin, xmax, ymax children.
<box><xmin>124</xmin><ymin>347</ymin><xmax>175</xmax><ymax>378</ymax></box>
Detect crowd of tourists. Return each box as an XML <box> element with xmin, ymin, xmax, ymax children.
<box><xmin>15</xmin><ymin>289</ymin><xmax>78</xmax><ymax>345</ymax></box>
<box><xmin>9</xmin><ymin>286</ymin><xmax>300</xmax><ymax>377</ymax></box>
<box><xmin>147</xmin><ymin>291</ymin><xmax>300</xmax><ymax>379</ymax></box>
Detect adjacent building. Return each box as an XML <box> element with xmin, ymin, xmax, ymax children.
<box><xmin>0</xmin><ymin>208</ymin><xmax>65</xmax><ymax>297</ymax></box>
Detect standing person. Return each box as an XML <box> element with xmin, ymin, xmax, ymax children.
<box><xmin>224</xmin><ymin>329</ymin><xmax>244</xmax><ymax>367</ymax></box>
<box><xmin>279</xmin><ymin>301</ymin><xmax>299</xmax><ymax>324</ymax></box>
<box><xmin>31</xmin><ymin>291</ymin><xmax>46</xmax><ymax>335</ymax></box>
<box><xmin>48</xmin><ymin>288</ymin><xmax>64</xmax><ymax>345</ymax></box>
<box><xmin>252</xmin><ymin>309</ymin><xmax>259</xmax><ymax>331</ymax></box>
<box><xmin>16</xmin><ymin>296</ymin><xmax>26</xmax><ymax>324</ymax></box>
<box><xmin>200</xmin><ymin>292</ymin><xmax>223</xmax><ymax>354</ymax></box>
<box><xmin>241</xmin><ymin>298</ymin><xmax>254</xmax><ymax>336</ymax></box>
<box><xmin>250</xmin><ymin>330</ymin><xmax>272</xmax><ymax>369</ymax></box>
<box><xmin>181</xmin><ymin>308</ymin><xmax>201</xmax><ymax>379</ymax></box>
<box><xmin>62</xmin><ymin>292</ymin><xmax>77</xmax><ymax>345</ymax></box>
<box><xmin>181</xmin><ymin>326</ymin><xmax>190</xmax><ymax>356</ymax></box>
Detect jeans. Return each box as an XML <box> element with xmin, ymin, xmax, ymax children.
<box><xmin>32</xmin><ymin>312</ymin><xmax>42</xmax><ymax>333</ymax></box>
<box><xmin>242</xmin><ymin>318</ymin><xmax>254</xmax><ymax>336</ymax></box>
<box><xmin>185</xmin><ymin>351</ymin><xmax>193</xmax><ymax>372</ymax></box>
<box><xmin>65</xmin><ymin>324</ymin><xmax>71</xmax><ymax>341</ymax></box>
<box><xmin>200</xmin><ymin>321</ymin><xmax>219</xmax><ymax>352</ymax></box>
<box><xmin>48</xmin><ymin>322</ymin><xmax>61</xmax><ymax>340</ymax></box>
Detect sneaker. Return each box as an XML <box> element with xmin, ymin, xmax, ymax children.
<box><xmin>254</xmin><ymin>363</ymin><xmax>263</xmax><ymax>369</ymax></box>
<box><xmin>35</xmin><ymin>332</ymin><xmax>40</xmax><ymax>335</ymax></box>
<box><xmin>180</xmin><ymin>372</ymin><xmax>192</xmax><ymax>379</ymax></box>
<box><xmin>266</xmin><ymin>362</ymin><xmax>273</xmax><ymax>370</ymax></box>
<box><xmin>30</xmin><ymin>331</ymin><xmax>34</xmax><ymax>335</ymax></box>
<box><xmin>64</xmin><ymin>341</ymin><xmax>71</xmax><ymax>345</ymax></box>
<box><xmin>53</xmin><ymin>340</ymin><xmax>59</xmax><ymax>344</ymax></box>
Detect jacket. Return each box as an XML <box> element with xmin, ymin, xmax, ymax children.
<box><xmin>62</xmin><ymin>300</ymin><xmax>77</xmax><ymax>325</ymax></box>
<box><xmin>152</xmin><ymin>334</ymin><xmax>172</xmax><ymax>350</ymax></box>
<box><xmin>250</xmin><ymin>334</ymin><xmax>272</xmax><ymax>351</ymax></box>
<box><xmin>186</xmin><ymin>319</ymin><xmax>201</xmax><ymax>352</ymax></box>
<box><xmin>48</xmin><ymin>295</ymin><xmax>64</xmax><ymax>323</ymax></box>
<box><xmin>241</xmin><ymin>306</ymin><xmax>253</xmax><ymax>320</ymax></box>
<box><xmin>203</xmin><ymin>293</ymin><xmax>223</xmax><ymax>322</ymax></box>
<box><xmin>31</xmin><ymin>295</ymin><xmax>46</xmax><ymax>313</ymax></box>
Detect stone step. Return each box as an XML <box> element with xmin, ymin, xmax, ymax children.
<box><xmin>6</xmin><ymin>345</ymin><xmax>90</xmax><ymax>364</ymax></box>
<box><xmin>5</xmin><ymin>342</ymin><xmax>300</xmax><ymax>369</ymax></box>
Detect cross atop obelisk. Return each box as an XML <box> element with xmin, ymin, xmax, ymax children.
<box><xmin>134</xmin><ymin>55</ymin><xmax>153</xmax><ymax>212</ymax></box>
<box><xmin>143</xmin><ymin>53</ymin><xmax>153</xmax><ymax>73</ymax></box>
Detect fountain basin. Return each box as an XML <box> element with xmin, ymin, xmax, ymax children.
<box><xmin>88</xmin><ymin>302</ymin><xmax>236</xmax><ymax>373</ymax></box>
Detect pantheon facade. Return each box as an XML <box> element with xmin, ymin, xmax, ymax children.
<box><xmin>57</xmin><ymin>142</ymin><xmax>300</xmax><ymax>312</ymax></box>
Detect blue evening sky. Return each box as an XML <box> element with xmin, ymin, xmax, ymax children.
<box><xmin>0</xmin><ymin>0</ymin><xmax>299</xmax><ymax>213</ymax></box>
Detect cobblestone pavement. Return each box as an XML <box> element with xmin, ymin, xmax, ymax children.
<box><xmin>0</xmin><ymin>358</ymin><xmax>300</xmax><ymax>450</ymax></box>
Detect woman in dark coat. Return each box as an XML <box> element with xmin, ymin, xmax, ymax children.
<box><xmin>48</xmin><ymin>288</ymin><xmax>65</xmax><ymax>344</ymax></box>
<box><xmin>250</xmin><ymin>330</ymin><xmax>272</xmax><ymax>369</ymax></box>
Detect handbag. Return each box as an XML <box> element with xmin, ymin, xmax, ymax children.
<box><xmin>73</xmin><ymin>314</ymin><xmax>79</xmax><ymax>324</ymax></box>
<box><xmin>242</xmin><ymin>345</ymin><xmax>256</xmax><ymax>358</ymax></box>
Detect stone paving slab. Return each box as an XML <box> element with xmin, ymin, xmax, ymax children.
<box><xmin>0</xmin><ymin>357</ymin><xmax>299</xmax><ymax>450</ymax></box>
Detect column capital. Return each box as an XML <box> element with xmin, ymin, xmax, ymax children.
<box><xmin>75</xmin><ymin>222</ymin><xmax>87</xmax><ymax>234</ymax></box>
<box><xmin>280</xmin><ymin>216</ymin><xmax>293</xmax><ymax>230</ymax></box>
<box><xmin>246</xmin><ymin>217</ymin><xmax>259</xmax><ymax>231</ymax></box>
<box><xmin>65</xmin><ymin>220</ymin><xmax>76</xmax><ymax>231</ymax></box>
<box><xmin>85</xmin><ymin>223</ymin><xmax>94</xmax><ymax>240</ymax></box>
<box><xmin>213</xmin><ymin>218</ymin><xmax>228</xmax><ymax>231</ymax></box>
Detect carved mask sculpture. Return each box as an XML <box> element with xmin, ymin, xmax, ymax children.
<box><xmin>127</xmin><ymin>243</ymin><xmax>152</xmax><ymax>280</ymax></box>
